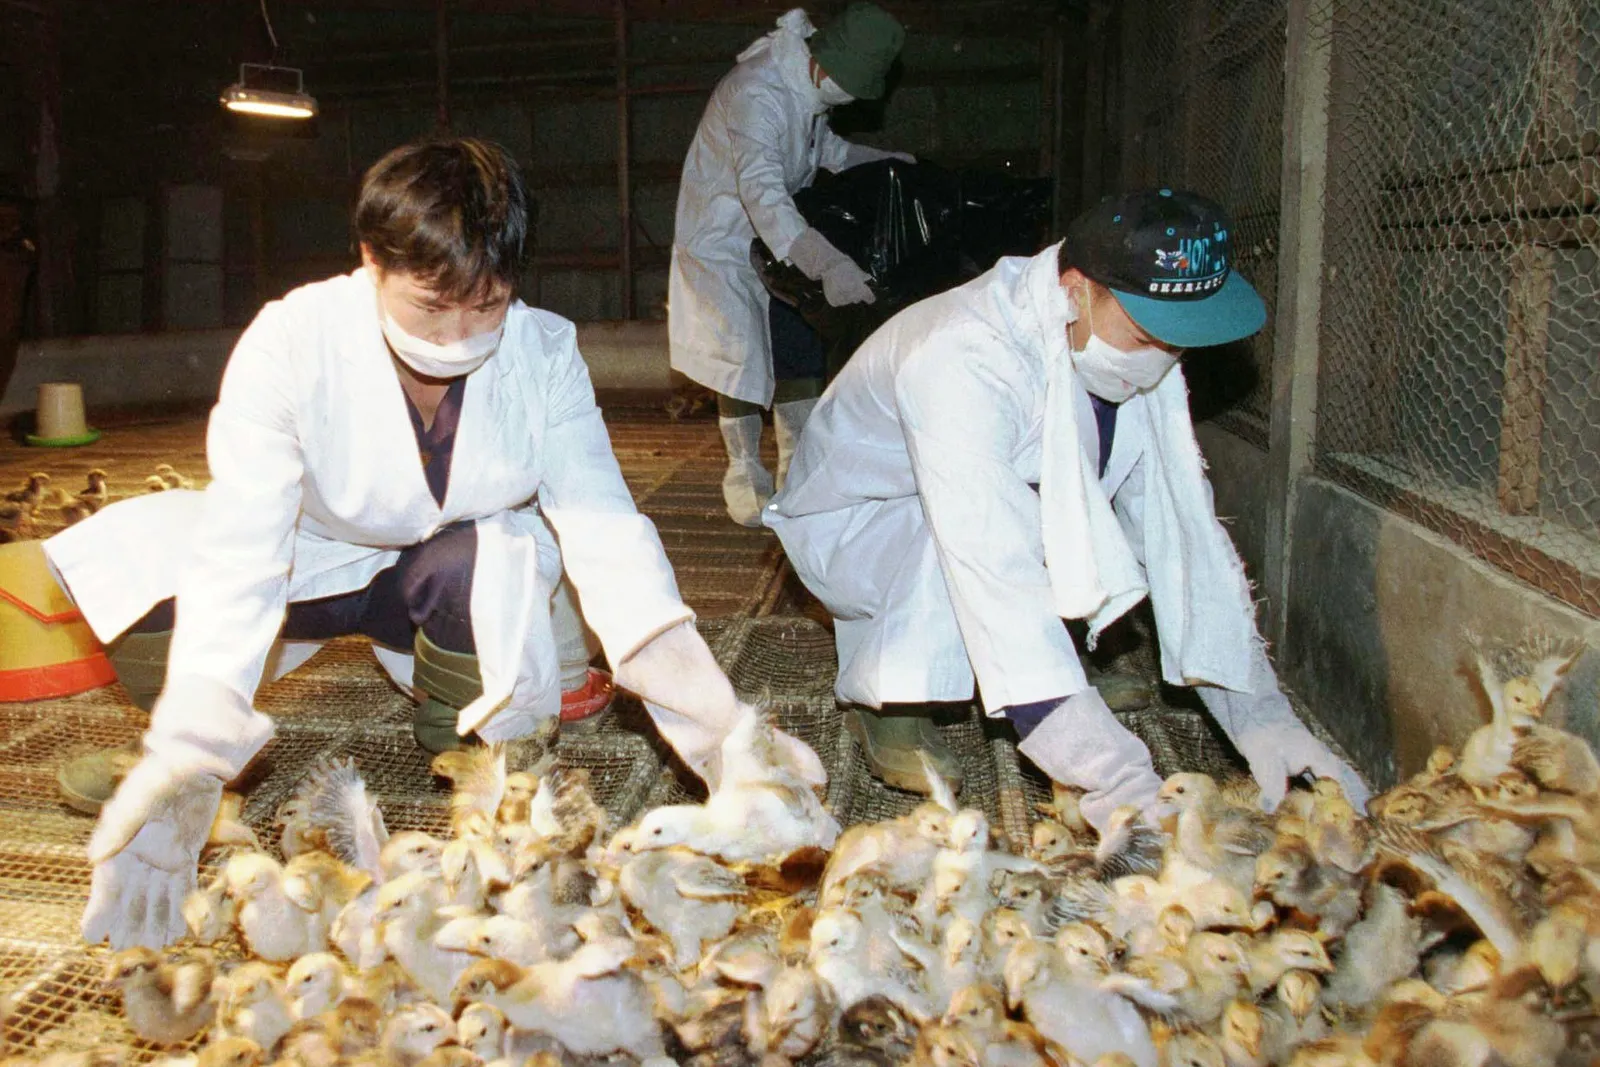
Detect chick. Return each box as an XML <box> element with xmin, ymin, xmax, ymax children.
<box><xmin>378</xmin><ymin>831</ymin><xmax>446</xmax><ymax>881</ymax></box>
<box><xmin>76</xmin><ymin>469</ymin><xmax>110</xmax><ymax>509</ymax></box>
<box><xmin>631</xmin><ymin>705</ymin><xmax>838</xmax><ymax>863</ymax></box>
<box><xmin>1253</xmin><ymin>837</ymin><xmax>1363</xmax><ymax>937</ymax></box>
<box><xmin>1219</xmin><ymin>999</ymin><xmax>1267</xmax><ymax>1067</ymax></box>
<box><xmin>809</xmin><ymin>906</ymin><xmax>935</xmax><ymax>1020</ymax></box>
<box><xmin>373</xmin><ymin>868</ymin><xmax>474</xmax><ymax>1004</ymax></box>
<box><xmin>213</xmin><ymin>961</ymin><xmax>294</xmax><ymax>1054</ymax></box>
<box><xmin>285</xmin><ymin>952</ymin><xmax>354</xmax><ymax>1020</ymax></box>
<box><xmin>1458</xmin><ymin>632</ymin><xmax>1581</xmax><ymax>788</ymax></box>
<box><xmin>194</xmin><ymin>1038</ymin><xmax>263</xmax><ymax>1067</ymax></box>
<box><xmin>619</xmin><ymin>846</ymin><xmax>747</xmax><ymax>971</ymax></box>
<box><xmin>1260</xmin><ymin>970</ymin><xmax>1328</xmax><ymax>1063</ymax></box>
<box><xmin>155</xmin><ymin>464</ymin><xmax>195</xmax><ymax>490</ymax></box>
<box><xmin>455</xmin><ymin>1002</ymin><xmax>510</xmax><ymax>1061</ymax></box>
<box><xmin>1161</xmin><ymin>1031</ymin><xmax>1226</xmax><ymax>1067</ymax></box>
<box><xmin>1322</xmin><ymin>881</ymin><xmax>1421</xmax><ymax>1010</ymax></box>
<box><xmin>292</xmin><ymin>757</ymin><xmax>390</xmax><ymax>881</ymax></box>
<box><xmin>378</xmin><ymin>1003</ymin><xmax>457</xmax><ymax>1067</ymax></box>
<box><xmin>440</xmin><ymin>836</ymin><xmax>511</xmax><ymax>910</ymax></box>
<box><xmin>183</xmin><ymin>874</ymin><xmax>236</xmax><ymax>945</ymax></box>
<box><xmin>431</xmin><ymin>745</ymin><xmax>510</xmax><ymax>839</ymax></box>
<box><xmin>1004</xmin><ymin>938</ymin><xmax>1161</xmax><ymax>1067</ymax></box>
<box><xmin>1091</xmin><ymin>805</ymin><xmax>1166</xmax><ymax>881</ymax></box>
<box><xmin>102</xmin><ymin>947</ymin><xmax>217</xmax><ymax>1047</ymax></box>
<box><xmin>1157</xmin><ymin>774</ymin><xmax>1273</xmax><ymax>897</ymax></box>
<box><xmin>143</xmin><ymin>475</ymin><xmax>169</xmax><ymax>494</ymax></box>
<box><xmin>4</xmin><ymin>472</ymin><xmax>50</xmax><ymax>509</ymax></box>
<box><xmin>1122</xmin><ymin>932</ymin><xmax>1247</xmax><ymax>1028</ymax></box>
<box><xmin>451</xmin><ymin>947</ymin><xmax>666</xmax><ymax>1061</ymax></box>
<box><xmin>942</xmin><ymin>982</ymin><xmax>1068</xmax><ymax>1067</ymax></box>
<box><xmin>823</xmin><ymin>802</ymin><xmax>950</xmax><ymax>897</ymax></box>
<box><xmin>910</xmin><ymin>1021</ymin><xmax>984</xmax><ymax>1067</ymax></box>
<box><xmin>221</xmin><ymin>851</ymin><xmax>329</xmax><ymax>961</ymax></box>
<box><xmin>835</xmin><ymin>996</ymin><xmax>920</xmax><ymax>1067</ymax></box>
<box><xmin>1244</xmin><ymin>929</ymin><xmax>1333</xmax><ymax>996</ymax></box>
<box><xmin>522</xmin><ymin>764</ymin><xmax>608</xmax><ymax>857</ymax></box>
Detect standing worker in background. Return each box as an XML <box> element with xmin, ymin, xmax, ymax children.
<box><xmin>44</xmin><ymin>138</ymin><xmax>824</xmax><ymax>950</ymax></box>
<box><xmin>766</xmin><ymin>190</ymin><xmax>1368</xmax><ymax>820</ymax></box>
<box><xmin>669</xmin><ymin>3</ymin><xmax>913</xmax><ymax>526</ymax></box>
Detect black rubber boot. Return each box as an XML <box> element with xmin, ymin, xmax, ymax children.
<box><xmin>845</xmin><ymin>705</ymin><xmax>966</xmax><ymax>794</ymax></box>
<box><xmin>412</xmin><ymin>631</ymin><xmax>484</xmax><ymax>755</ymax></box>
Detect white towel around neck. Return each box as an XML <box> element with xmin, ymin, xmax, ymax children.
<box><xmin>1026</xmin><ymin>244</ymin><xmax>1259</xmax><ymax>694</ymax></box>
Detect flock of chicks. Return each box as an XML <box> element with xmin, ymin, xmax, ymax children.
<box><xmin>0</xmin><ymin>465</ymin><xmax>195</xmax><ymax>542</ymax></box>
<box><xmin>11</xmin><ymin>635</ymin><xmax>1600</xmax><ymax>1067</ymax></box>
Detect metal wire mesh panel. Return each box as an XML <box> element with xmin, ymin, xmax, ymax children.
<box><xmin>1316</xmin><ymin>0</ymin><xmax>1600</xmax><ymax>615</ymax></box>
<box><xmin>1119</xmin><ymin>0</ymin><xmax>1288</xmax><ymax>438</ymax></box>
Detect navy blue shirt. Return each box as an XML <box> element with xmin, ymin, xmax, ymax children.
<box><xmin>402</xmin><ymin>376</ymin><xmax>467</xmax><ymax>507</ymax></box>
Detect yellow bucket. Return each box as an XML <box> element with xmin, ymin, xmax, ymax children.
<box><xmin>0</xmin><ymin>540</ymin><xmax>115</xmax><ymax>701</ymax></box>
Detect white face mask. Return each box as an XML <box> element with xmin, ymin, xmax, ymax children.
<box><xmin>818</xmin><ymin>75</ymin><xmax>854</xmax><ymax>107</ymax></box>
<box><xmin>381</xmin><ymin>311</ymin><xmax>503</xmax><ymax>379</ymax></box>
<box><xmin>1067</xmin><ymin>286</ymin><xmax>1178</xmax><ymax>403</ymax></box>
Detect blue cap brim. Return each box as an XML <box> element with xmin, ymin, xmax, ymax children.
<box><xmin>1108</xmin><ymin>270</ymin><xmax>1266</xmax><ymax>349</ymax></box>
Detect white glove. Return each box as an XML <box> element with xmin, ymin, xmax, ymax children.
<box><xmin>1196</xmin><ymin>642</ymin><xmax>1370</xmax><ymax>813</ymax></box>
<box><xmin>786</xmin><ymin>228</ymin><xmax>876</xmax><ymax>308</ymax></box>
<box><xmin>1016</xmin><ymin>689</ymin><xmax>1163</xmax><ymax>834</ymax></box>
<box><xmin>841</xmin><ymin>142</ymin><xmax>916</xmax><ymax>168</ymax></box>
<box><xmin>83</xmin><ymin>676</ymin><xmax>274</xmax><ymax>949</ymax></box>
<box><xmin>616</xmin><ymin>622</ymin><xmax>825</xmax><ymax>791</ymax></box>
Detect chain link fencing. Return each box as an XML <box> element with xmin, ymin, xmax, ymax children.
<box><xmin>1316</xmin><ymin>0</ymin><xmax>1600</xmax><ymax>615</ymax></box>
<box><xmin>1118</xmin><ymin>0</ymin><xmax>1598</xmax><ymax>615</ymax></box>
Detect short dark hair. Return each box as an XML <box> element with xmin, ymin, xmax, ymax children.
<box><xmin>354</xmin><ymin>138</ymin><xmax>528</xmax><ymax>304</ymax></box>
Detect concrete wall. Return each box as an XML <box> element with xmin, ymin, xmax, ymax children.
<box><xmin>1</xmin><ymin>321</ymin><xmax>672</xmax><ymax>418</ymax></box>
<box><xmin>1199</xmin><ymin>416</ymin><xmax>1600</xmax><ymax>790</ymax></box>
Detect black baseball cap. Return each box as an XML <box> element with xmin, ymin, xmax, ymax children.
<box><xmin>1062</xmin><ymin>188</ymin><xmax>1266</xmax><ymax>349</ymax></box>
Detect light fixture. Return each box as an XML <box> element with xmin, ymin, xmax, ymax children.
<box><xmin>222</xmin><ymin>1</ymin><xmax>317</xmax><ymax>120</ymax></box>
<box><xmin>222</xmin><ymin>63</ymin><xmax>318</xmax><ymax>119</ymax></box>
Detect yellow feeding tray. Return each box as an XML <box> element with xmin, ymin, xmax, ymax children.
<box><xmin>0</xmin><ymin>540</ymin><xmax>116</xmax><ymax>701</ymax></box>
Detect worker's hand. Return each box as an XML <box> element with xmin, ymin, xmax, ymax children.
<box><xmin>83</xmin><ymin>757</ymin><xmax>222</xmax><ymax>949</ymax></box>
<box><xmin>617</xmin><ymin>621</ymin><xmax>824</xmax><ymax>790</ymax></box>
<box><xmin>82</xmin><ymin>675</ymin><xmax>274</xmax><ymax>949</ymax></box>
<box><xmin>1196</xmin><ymin>641</ymin><xmax>1370</xmax><ymax>813</ymax></box>
<box><xmin>821</xmin><ymin>259</ymin><xmax>877</xmax><ymax>307</ymax></box>
<box><xmin>786</xmin><ymin>228</ymin><xmax>878</xmax><ymax>307</ymax></box>
<box><xmin>1016</xmin><ymin>689</ymin><xmax>1163</xmax><ymax>834</ymax></box>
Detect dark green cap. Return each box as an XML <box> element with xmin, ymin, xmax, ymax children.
<box><xmin>809</xmin><ymin>3</ymin><xmax>905</xmax><ymax>101</ymax></box>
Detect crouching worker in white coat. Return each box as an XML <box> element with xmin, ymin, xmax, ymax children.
<box><xmin>669</xmin><ymin>4</ymin><xmax>912</xmax><ymax>527</ymax></box>
<box><xmin>44</xmin><ymin>138</ymin><xmax>825</xmax><ymax>951</ymax></box>
<box><xmin>765</xmin><ymin>189</ymin><xmax>1368</xmax><ymax>828</ymax></box>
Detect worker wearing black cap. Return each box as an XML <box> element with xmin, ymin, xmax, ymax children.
<box><xmin>767</xmin><ymin>189</ymin><xmax>1368</xmax><ymax>822</ymax></box>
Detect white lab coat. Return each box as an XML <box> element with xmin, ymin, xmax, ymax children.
<box><xmin>46</xmin><ymin>269</ymin><xmax>692</xmax><ymax>740</ymax></box>
<box><xmin>764</xmin><ymin>243</ymin><xmax>1260</xmax><ymax>712</ymax></box>
<box><xmin>668</xmin><ymin>9</ymin><xmax>890</xmax><ymax>406</ymax></box>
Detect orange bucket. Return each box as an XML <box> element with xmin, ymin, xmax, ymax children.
<box><xmin>0</xmin><ymin>540</ymin><xmax>116</xmax><ymax>701</ymax></box>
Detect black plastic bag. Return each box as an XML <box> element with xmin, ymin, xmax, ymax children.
<box><xmin>752</xmin><ymin>159</ymin><xmax>1052</xmax><ymax>375</ymax></box>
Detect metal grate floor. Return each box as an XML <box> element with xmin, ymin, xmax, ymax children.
<box><xmin>0</xmin><ymin>406</ymin><xmax>1305</xmax><ymax>1059</ymax></box>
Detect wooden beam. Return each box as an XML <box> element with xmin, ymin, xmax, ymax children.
<box><xmin>1496</xmin><ymin>242</ymin><xmax>1555</xmax><ymax>516</ymax></box>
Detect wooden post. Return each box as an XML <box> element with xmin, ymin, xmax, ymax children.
<box><xmin>1261</xmin><ymin>0</ymin><xmax>1333</xmax><ymax>647</ymax></box>
<box><xmin>615</xmin><ymin>0</ymin><xmax>633</xmax><ymax>319</ymax></box>
<box><xmin>1497</xmin><ymin>246</ymin><xmax>1554</xmax><ymax>515</ymax></box>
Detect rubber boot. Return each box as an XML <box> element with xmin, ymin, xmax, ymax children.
<box><xmin>718</xmin><ymin>414</ymin><xmax>774</xmax><ymax>527</ymax></box>
<box><xmin>772</xmin><ymin>397</ymin><xmax>818</xmax><ymax>493</ymax></box>
<box><xmin>412</xmin><ymin>630</ymin><xmax>484</xmax><ymax>755</ymax></box>
<box><xmin>56</xmin><ymin>629</ymin><xmax>172</xmax><ymax>815</ymax></box>
<box><xmin>845</xmin><ymin>705</ymin><xmax>966</xmax><ymax>794</ymax></box>
<box><xmin>1081</xmin><ymin>653</ymin><xmax>1155</xmax><ymax>712</ymax></box>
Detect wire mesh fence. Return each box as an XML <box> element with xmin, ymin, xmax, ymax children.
<box><xmin>1316</xmin><ymin>0</ymin><xmax>1600</xmax><ymax>615</ymax></box>
<box><xmin>1117</xmin><ymin>0</ymin><xmax>1599</xmax><ymax>615</ymax></box>
<box><xmin>1118</xmin><ymin>0</ymin><xmax>1288</xmax><ymax>440</ymax></box>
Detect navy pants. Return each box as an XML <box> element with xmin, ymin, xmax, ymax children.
<box><xmin>131</xmin><ymin>522</ymin><xmax>478</xmax><ymax>654</ymax></box>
